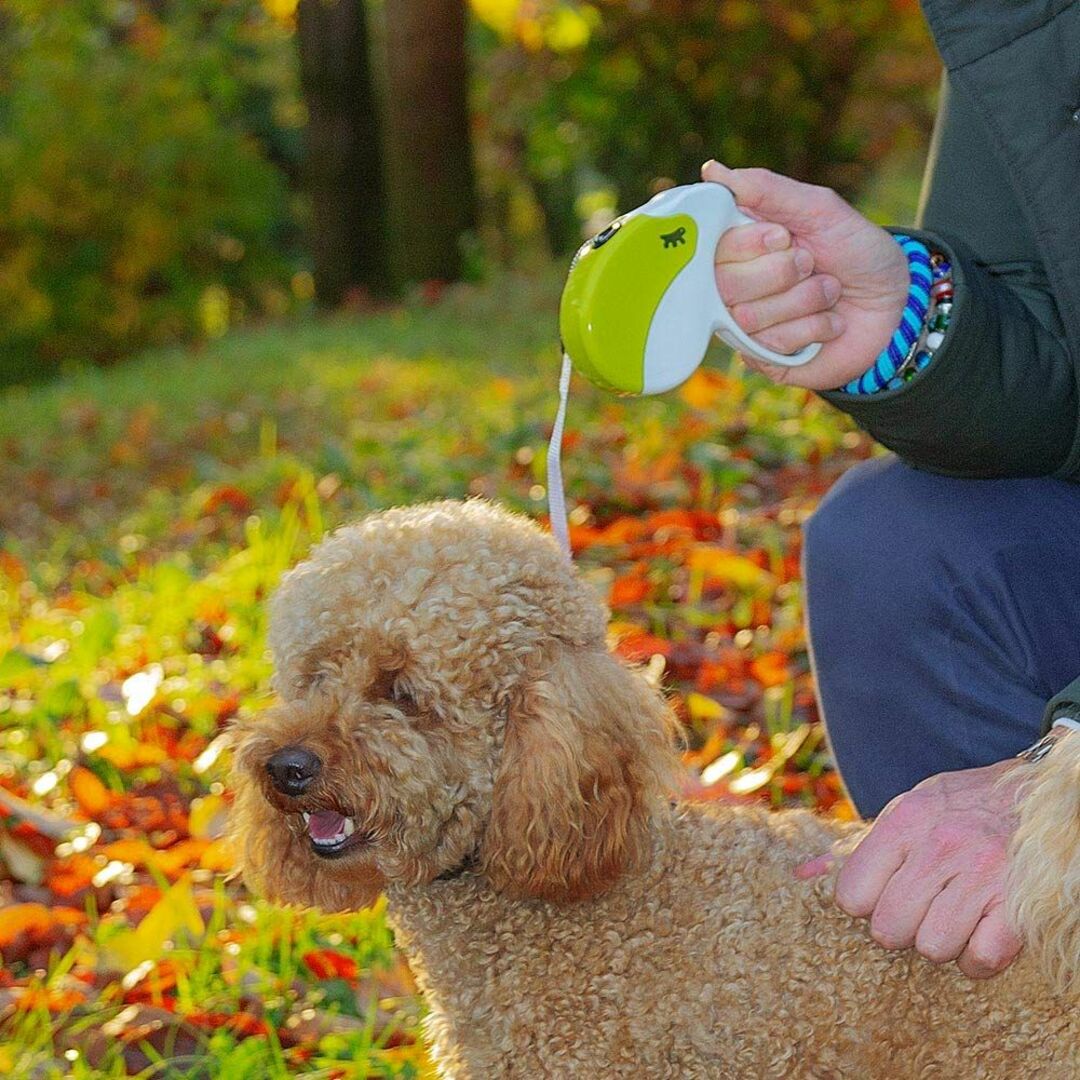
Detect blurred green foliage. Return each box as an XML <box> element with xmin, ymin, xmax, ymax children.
<box><xmin>0</xmin><ymin>0</ymin><xmax>302</xmax><ymax>382</ymax></box>
<box><xmin>0</xmin><ymin>0</ymin><xmax>939</xmax><ymax>380</ymax></box>
<box><xmin>473</xmin><ymin>0</ymin><xmax>938</xmax><ymax>254</ymax></box>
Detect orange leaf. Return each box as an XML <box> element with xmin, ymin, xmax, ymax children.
<box><xmin>0</xmin><ymin>902</ymin><xmax>52</xmax><ymax>946</ymax></box>
<box><xmin>0</xmin><ymin>551</ymin><xmax>26</xmax><ymax>583</ymax></box>
<box><xmin>750</xmin><ymin>652</ymin><xmax>791</xmax><ymax>688</ymax></box>
<box><xmin>98</xmin><ymin>742</ymin><xmax>169</xmax><ymax>769</ymax></box>
<box><xmin>202</xmin><ymin>485</ymin><xmax>253</xmax><ymax>516</ymax></box>
<box><xmin>15</xmin><ymin>986</ymin><xmax>88</xmax><ymax>1013</ymax></box>
<box><xmin>45</xmin><ymin>854</ymin><xmax>98</xmax><ymax>897</ymax></box>
<box><xmin>612</xmin><ymin>632</ymin><xmax>671</xmax><ymax>662</ymax></box>
<box><xmin>154</xmin><ymin>839</ymin><xmax>209</xmax><ymax>878</ymax></box>
<box><xmin>69</xmin><ymin>766</ymin><xmax>113</xmax><ymax>816</ymax></box>
<box><xmin>609</xmin><ymin>574</ymin><xmax>651</xmax><ymax>607</ymax></box>
<box><xmin>303</xmin><ymin>949</ymin><xmax>359</xmax><ymax>982</ymax></box>
<box><xmin>100</xmin><ymin>838</ymin><xmax>156</xmax><ymax>866</ymax></box>
<box><xmin>678</xmin><ymin>369</ymin><xmax>742</xmax><ymax>411</ymax></box>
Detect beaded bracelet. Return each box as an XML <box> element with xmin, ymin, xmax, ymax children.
<box><xmin>840</xmin><ymin>236</ymin><xmax>953</xmax><ymax>394</ymax></box>
<box><xmin>890</xmin><ymin>251</ymin><xmax>953</xmax><ymax>389</ymax></box>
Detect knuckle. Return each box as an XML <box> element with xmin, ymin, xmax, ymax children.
<box><xmin>882</xmin><ymin>792</ymin><xmax>924</xmax><ymax>831</ymax></box>
<box><xmin>815</xmin><ymin>313</ymin><xmax>840</xmax><ymax>341</ymax></box>
<box><xmin>816</xmin><ymin>277</ymin><xmax>838</xmax><ymax>308</ymax></box>
<box><xmin>969</xmin><ymin>844</ymin><xmax>1007</xmax><ymax>879</ymax></box>
<box><xmin>745</xmin><ymin>167</ymin><xmax>775</xmax><ymax>185</ymax></box>
<box><xmin>927</xmin><ymin>824</ymin><xmax>967</xmax><ymax>859</ymax></box>
<box><xmin>811</xmin><ymin>183</ymin><xmax>842</xmax><ymax>208</ymax></box>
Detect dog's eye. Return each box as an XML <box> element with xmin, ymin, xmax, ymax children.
<box><xmin>370</xmin><ymin>669</ymin><xmax>417</xmax><ymax>714</ymax></box>
<box><xmin>389</xmin><ymin>683</ymin><xmax>417</xmax><ymax>713</ymax></box>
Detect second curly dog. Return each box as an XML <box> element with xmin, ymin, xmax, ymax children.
<box><xmin>231</xmin><ymin>500</ymin><xmax>1080</xmax><ymax>1078</ymax></box>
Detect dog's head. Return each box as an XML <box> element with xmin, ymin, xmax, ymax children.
<box><xmin>229</xmin><ymin>500</ymin><xmax>677</xmax><ymax>912</ymax></box>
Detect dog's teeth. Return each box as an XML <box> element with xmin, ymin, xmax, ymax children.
<box><xmin>302</xmin><ymin>812</ymin><xmax>311</xmax><ymax>824</ymax></box>
<box><xmin>343</xmin><ymin>818</ymin><xmax>355</xmax><ymax>837</ymax></box>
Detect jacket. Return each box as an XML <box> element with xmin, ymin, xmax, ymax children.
<box><xmin>819</xmin><ymin>0</ymin><xmax>1080</xmax><ymax>731</ymax></box>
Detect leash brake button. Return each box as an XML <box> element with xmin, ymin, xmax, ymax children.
<box><xmin>591</xmin><ymin>220</ymin><xmax>623</xmax><ymax>249</ymax></box>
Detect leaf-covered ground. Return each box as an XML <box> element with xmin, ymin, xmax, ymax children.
<box><xmin>0</xmin><ymin>270</ymin><xmax>871</xmax><ymax>1077</ymax></box>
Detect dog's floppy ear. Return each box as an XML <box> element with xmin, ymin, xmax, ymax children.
<box><xmin>480</xmin><ymin>643</ymin><xmax>676</xmax><ymax>903</ymax></box>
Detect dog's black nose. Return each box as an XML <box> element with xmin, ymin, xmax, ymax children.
<box><xmin>266</xmin><ymin>746</ymin><xmax>322</xmax><ymax>796</ymax></box>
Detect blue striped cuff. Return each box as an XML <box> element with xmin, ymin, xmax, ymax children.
<box><xmin>841</xmin><ymin>236</ymin><xmax>933</xmax><ymax>395</ymax></box>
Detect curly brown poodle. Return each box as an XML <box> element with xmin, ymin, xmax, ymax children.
<box><xmin>230</xmin><ymin>499</ymin><xmax>1080</xmax><ymax>1078</ymax></box>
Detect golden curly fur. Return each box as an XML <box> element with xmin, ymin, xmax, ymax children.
<box><xmin>231</xmin><ymin>500</ymin><xmax>1080</xmax><ymax>1078</ymax></box>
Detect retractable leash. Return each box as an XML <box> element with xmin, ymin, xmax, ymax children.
<box><xmin>548</xmin><ymin>182</ymin><xmax>821</xmax><ymax>557</ymax></box>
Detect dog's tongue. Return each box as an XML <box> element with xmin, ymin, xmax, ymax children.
<box><xmin>307</xmin><ymin>810</ymin><xmax>346</xmax><ymax>840</ymax></box>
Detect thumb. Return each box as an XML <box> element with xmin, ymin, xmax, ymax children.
<box><xmin>701</xmin><ymin>160</ymin><xmax>834</xmax><ymax>234</ymax></box>
<box><xmin>794</xmin><ymin>852</ymin><xmax>837</xmax><ymax>880</ymax></box>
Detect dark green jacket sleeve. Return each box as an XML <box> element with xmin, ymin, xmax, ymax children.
<box><xmin>817</xmin><ymin>70</ymin><xmax>1079</xmax><ymax>480</ymax></box>
<box><xmin>1044</xmin><ymin>676</ymin><xmax>1080</xmax><ymax>733</ymax></box>
<box><xmin>819</xmin><ymin>226</ymin><xmax>1078</xmax><ymax>479</ymax></box>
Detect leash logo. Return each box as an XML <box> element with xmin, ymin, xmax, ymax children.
<box><xmin>660</xmin><ymin>226</ymin><xmax>687</xmax><ymax>249</ymax></box>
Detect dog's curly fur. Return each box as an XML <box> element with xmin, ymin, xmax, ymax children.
<box><xmin>231</xmin><ymin>500</ymin><xmax>1080</xmax><ymax>1078</ymax></box>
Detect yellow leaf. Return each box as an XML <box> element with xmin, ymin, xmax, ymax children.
<box><xmin>261</xmin><ymin>0</ymin><xmax>298</xmax><ymax>22</ymax></box>
<box><xmin>678</xmin><ymin>369</ymin><xmax>742</xmax><ymax>411</ymax></box>
<box><xmin>685</xmin><ymin>692</ymin><xmax>728</xmax><ymax>724</ymax></box>
<box><xmin>687</xmin><ymin>545</ymin><xmax>774</xmax><ymax>591</ymax></box>
<box><xmin>188</xmin><ymin>793</ymin><xmax>228</xmax><ymax>840</ymax></box>
<box><xmin>470</xmin><ymin>0</ymin><xmax>521</xmax><ymax>37</ymax></box>
<box><xmin>545</xmin><ymin>6</ymin><xmax>593</xmax><ymax>51</ymax></box>
<box><xmin>199</xmin><ymin>837</ymin><xmax>235</xmax><ymax>873</ymax></box>
<box><xmin>104</xmin><ymin>875</ymin><xmax>205</xmax><ymax>971</ymax></box>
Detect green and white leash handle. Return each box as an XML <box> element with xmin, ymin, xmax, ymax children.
<box><xmin>559</xmin><ymin>183</ymin><xmax>820</xmax><ymax>394</ymax></box>
<box><xmin>549</xmin><ymin>182</ymin><xmax>821</xmax><ymax>556</ymax></box>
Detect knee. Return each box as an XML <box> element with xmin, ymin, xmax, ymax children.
<box><xmin>803</xmin><ymin>457</ymin><xmax>907</xmax><ymax>588</ymax></box>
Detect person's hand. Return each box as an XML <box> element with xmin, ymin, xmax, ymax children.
<box><xmin>796</xmin><ymin>759</ymin><xmax>1027</xmax><ymax>979</ymax></box>
<box><xmin>703</xmin><ymin>160</ymin><xmax>911</xmax><ymax>391</ymax></box>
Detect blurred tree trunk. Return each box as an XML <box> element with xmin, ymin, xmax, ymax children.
<box><xmin>383</xmin><ymin>0</ymin><xmax>477</xmax><ymax>283</ymax></box>
<box><xmin>296</xmin><ymin>0</ymin><xmax>391</xmax><ymax>304</ymax></box>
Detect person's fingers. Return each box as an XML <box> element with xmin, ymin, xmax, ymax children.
<box><xmin>702</xmin><ymin>159</ymin><xmax>845</xmax><ymax>233</ymax></box>
<box><xmin>956</xmin><ymin>904</ymin><xmax>1023</xmax><ymax>979</ymax></box>
<box><xmin>915</xmin><ymin>879</ymin><xmax>988</xmax><ymax>964</ymax></box>
<box><xmin>730</xmin><ymin>274</ymin><xmax>841</xmax><ymax>334</ymax></box>
<box><xmin>715</xmin><ymin>247</ymin><xmax>814</xmax><ymax>305</ymax></box>
<box><xmin>715</xmin><ymin>221</ymin><xmax>791</xmax><ymax>263</ymax></box>
<box><xmin>833</xmin><ymin>818</ymin><xmax>909</xmax><ymax>918</ymax></box>
<box><xmin>867</xmin><ymin>854</ymin><xmax>954</xmax><ymax>950</ymax></box>
<box><xmin>748</xmin><ymin>310</ymin><xmax>844</xmax><ymax>356</ymax></box>
<box><xmin>794</xmin><ymin>852</ymin><xmax>835</xmax><ymax>880</ymax></box>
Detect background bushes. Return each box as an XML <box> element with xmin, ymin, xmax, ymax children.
<box><xmin>473</xmin><ymin>0</ymin><xmax>937</xmax><ymax>257</ymax></box>
<box><xmin>0</xmin><ymin>0</ymin><xmax>300</xmax><ymax>381</ymax></box>
<box><xmin>0</xmin><ymin>0</ymin><xmax>939</xmax><ymax>382</ymax></box>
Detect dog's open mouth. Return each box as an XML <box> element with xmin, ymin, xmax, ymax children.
<box><xmin>303</xmin><ymin>810</ymin><xmax>369</xmax><ymax>858</ymax></box>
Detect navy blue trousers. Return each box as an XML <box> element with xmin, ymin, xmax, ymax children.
<box><xmin>803</xmin><ymin>456</ymin><xmax>1080</xmax><ymax>817</ymax></box>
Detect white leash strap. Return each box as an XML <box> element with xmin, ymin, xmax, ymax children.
<box><xmin>547</xmin><ymin>352</ymin><xmax>573</xmax><ymax>559</ymax></box>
